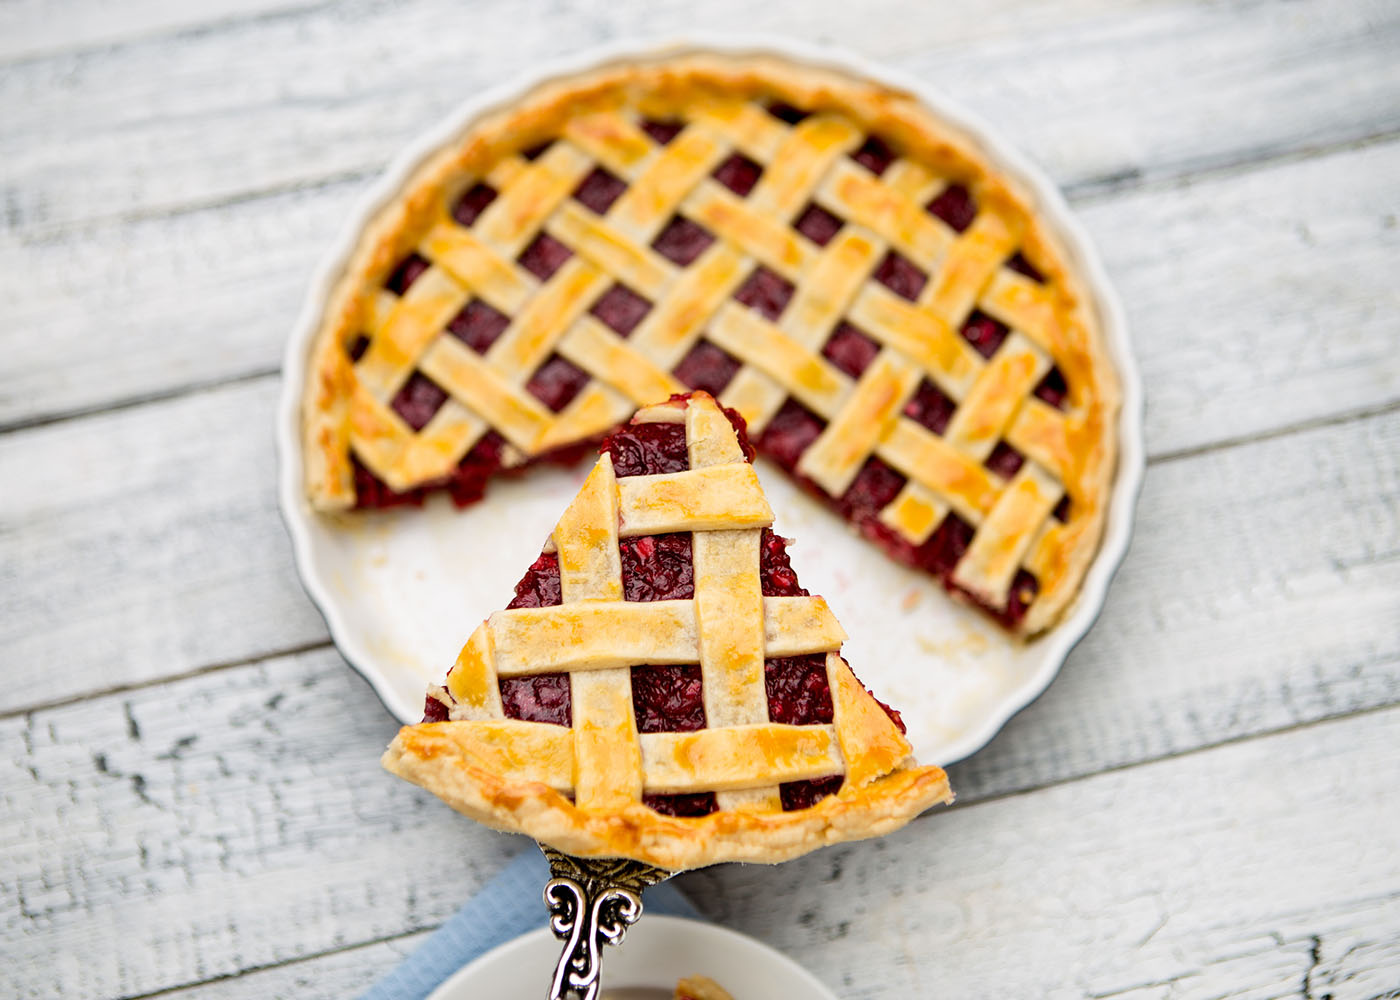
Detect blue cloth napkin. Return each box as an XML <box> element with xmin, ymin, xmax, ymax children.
<box><xmin>359</xmin><ymin>847</ymin><xmax>700</xmax><ymax>1000</ymax></box>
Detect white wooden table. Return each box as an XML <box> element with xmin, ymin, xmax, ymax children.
<box><xmin>4</xmin><ymin>2</ymin><xmax>1399</xmax><ymax>997</ymax></box>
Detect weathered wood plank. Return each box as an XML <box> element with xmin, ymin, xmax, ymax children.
<box><xmin>0</xmin><ymin>648</ymin><xmax>520</xmax><ymax>1000</ymax></box>
<box><xmin>4</xmin><ymin>127</ymin><xmax>1397</xmax><ymax>451</ymax></box>
<box><xmin>689</xmin><ymin>706</ymin><xmax>1400</xmax><ymax>1000</ymax></box>
<box><xmin>5</xmin><ymin>0</ymin><xmax>1395</xmax><ymax>236</ymax></box>
<box><xmin>0</xmin><ymin>380</ymin><xmax>329</xmax><ymax>711</ymax></box>
<box><xmin>0</xmin><ymin>0</ymin><xmax>326</xmax><ymax>64</ymax></box>
<box><xmin>4</xmin><ymin>649</ymin><xmax>1395</xmax><ymax>999</ymax></box>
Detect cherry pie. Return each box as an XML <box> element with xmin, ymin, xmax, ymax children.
<box><xmin>303</xmin><ymin>53</ymin><xmax>1119</xmax><ymax>634</ymax></box>
<box><xmin>381</xmin><ymin>393</ymin><xmax>951</xmax><ymax>870</ymax></box>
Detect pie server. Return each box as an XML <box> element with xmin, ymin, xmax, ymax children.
<box><xmin>540</xmin><ymin>845</ymin><xmax>672</xmax><ymax>1000</ymax></box>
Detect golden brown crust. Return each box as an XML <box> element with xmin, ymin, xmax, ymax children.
<box><xmin>381</xmin><ymin>721</ymin><xmax>951</xmax><ymax>870</ymax></box>
<box><xmin>301</xmin><ymin>51</ymin><xmax>1119</xmax><ymax>635</ymax></box>
<box><xmin>383</xmin><ymin>393</ymin><xmax>954</xmax><ymax>868</ymax></box>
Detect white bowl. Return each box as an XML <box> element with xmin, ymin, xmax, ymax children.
<box><xmin>424</xmin><ymin>915</ymin><xmax>839</xmax><ymax>1000</ymax></box>
<box><xmin>277</xmin><ymin>36</ymin><xmax>1145</xmax><ymax>767</ymax></box>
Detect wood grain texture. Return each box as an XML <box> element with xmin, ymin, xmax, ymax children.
<box><xmin>3</xmin><ymin>0</ymin><xmax>1398</xmax><ymax>427</ymax></box>
<box><xmin>5</xmin><ymin>3</ymin><xmax>1398</xmax><ymax>998</ymax></box>
<box><xmin>5</xmin><ymin>646</ymin><xmax>1395</xmax><ymax>998</ymax></box>
<box><xmin>0</xmin><ymin>649</ymin><xmax>520</xmax><ymax>1000</ymax></box>
<box><xmin>683</xmin><ymin>706</ymin><xmax>1400</xmax><ymax>1000</ymax></box>
<box><xmin>3</xmin><ymin>410</ymin><xmax>1397</xmax><ymax>998</ymax></box>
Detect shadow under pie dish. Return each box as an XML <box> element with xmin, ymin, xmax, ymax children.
<box><xmin>301</xmin><ymin>49</ymin><xmax>1120</xmax><ymax>637</ymax></box>
<box><xmin>381</xmin><ymin>393</ymin><xmax>952</xmax><ymax>870</ymax></box>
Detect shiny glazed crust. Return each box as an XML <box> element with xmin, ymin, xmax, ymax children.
<box><xmin>303</xmin><ymin>51</ymin><xmax>1120</xmax><ymax>635</ymax></box>
<box><xmin>381</xmin><ymin>394</ymin><xmax>951</xmax><ymax>869</ymax></box>
<box><xmin>382</xmin><ymin>721</ymin><xmax>950</xmax><ymax>870</ymax></box>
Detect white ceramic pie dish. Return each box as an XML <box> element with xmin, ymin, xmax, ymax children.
<box><xmin>276</xmin><ymin>36</ymin><xmax>1144</xmax><ymax>768</ymax></box>
<box><xmin>423</xmin><ymin>914</ymin><xmax>839</xmax><ymax>1000</ymax></box>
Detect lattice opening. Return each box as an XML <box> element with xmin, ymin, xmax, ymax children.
<box><xmin>673</xmin><ymin>339</ymin><xmax>743</xmax><ymax>397</ymax></box>
<box><xmin>873</xmin><ymin>249</ymin><xmax>927</xmax><ymax>301</ymax></box>
<box><xmin>903</xmin><ymin>378</ymin><xmax>957</xmax><ymax>436</ymax></box>
<box><xmin>452</xmin><ymin>182</ymin><xmax>498</xmax><ymax>226</ymax></box>
<box><xmin>712</xmin><ymin>152</ymin><xmax>763</xmax><ymax>197</ymax></box>
<box><xmin>984</xmin><ymin>440</ymin><xmax>1025</xmax><ymax>479</ymax></box>
<box><xmin>385</xmin><ymin>252</ymin><xmax>430</xmax><ymax>295</ymax></box>
<box><xmin>821</xmin><ymin>321</ymin><xmax>882</xmax><ymax>379</ymax></box>
<box><xmin>652</xmin><ymin>215</ymin><xmax>716</xmax><ymax>266</ymax></box>
<box><xmin>926</xmin><ymin>182</ymin><xmax>977</xmax><ymax>233</ymax></box>
<box><xmin>524</xmin><ymin>355</ymin><xmax>590</xmax><ymax>412</ymax></box>
<box><xmin>959</xmin><ymin>309</ymin><xmax>1009</xmax><ymax>358</ymax></box>
<box><xmin>640</xmin><ymin>118</ymin><xmax>684</xmax><ymax>145</ymax></box>
<box><xmin>518</xmin><ymin>233</ymin><xmax>574</xmax><ymax>281</ymax></box>
<box><xmin>572</xmin><ymin>165</ymin><xmax>628</xmax><ymax>215</ymax></box>
<box><xmin>446</xmin><ymin>298</ymin><xmax>510</xmax><ymax>353</ymax></box>
<box><xmin>390</xmin><ymin>371</ymin><xmax>448</xmax><ymax>430</ymax></box>
<box><xmin>589</xmin><ymin>283</ymin><xmax>651</xmax><ymax>336</ymax></box>
<box><xmin>793</xmin><ymin>201</ymin><xmax>844</xmax><ymax>246</ymax></box>
<box><xmin>851</xmin><ymin>135</ymin><xmax>895</xmax><ymax>176</ymax></box>
<box><xmin>733</xmin><ymin>266</ymin><xmax>795</xmax><ymax>321</ymax></box>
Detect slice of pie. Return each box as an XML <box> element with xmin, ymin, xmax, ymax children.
<box><xmin>302</xmin><ymin>51</ymin><xmax>1119</xmax><ymax>634</ymax></box>
<box><xmin>381</xmin><ymin>392</ymin><xmax>951</xmax><ymax>870</ymax></box>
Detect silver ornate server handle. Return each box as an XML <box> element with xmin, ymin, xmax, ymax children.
<box><xmin>541</xmin><ymin>845</ymin><xmax>672</xmax><ymax>1000</ymax></box>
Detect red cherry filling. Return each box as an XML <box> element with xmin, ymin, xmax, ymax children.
<box><xmin>632</xmin><ymin>664</ymin><xmax>705</xmax><ymax>733</ymax></box>
<box><xmin>452</xmin><ymin>183</ymin><xmax>498</xmax><ymax>227</ymax></box>
<box><xmin>904</xmin><ymin>379</ymin><xmax>956</xmax><ymax>436</ymax></box>
<box><xmin>821</xmin><ymin>321</ymin><xmax>881</xmax><ymax>379</ymax></box>
<box><xmin>620</xmin><ymin>534</ymin><xmax>695</xmax><ymax>601</ymax></box>
<box><xmin>756</xmin><ymin>399</ymin><xmax>824</xmax><ymax>472</ymax></box>
<box><xmin>573</xmin><ymin>166</ymin><xmax>627</xmax><ymax>215</ymax></box>
<box><xmin>961</xmin><ymin>310</ymin><xmax>1009</xmax><ymax>358</ymax></box>
<box><xmin>644</xmin><ymin>792</ymin><xmax>719</xmax><ymax>817</ymax></box>
<box><xmin>518</xmin><ymin>233</ymin><xmax>573</xmax><ymax>281</ymax></box>
<box><xmin>499</xmin><ymin>674</ymin><xmax>573</xmax><ymax>726</ymax></box>
<box><xmin>874</xmin><ymin>250</ymin><xmax>928</xmax><ymax>302</ymax></box>
<box><xmin>354</xmin><ymin>433</ymin><xmax>508</xmax><ymax>510</ymax></box>
<box><xmin>851</xmin><ymin>135</ymin><xmax>895</xmax><ymax>176</ymax></box>
<box><xmin>766</xmin><ymin>101</ymin><xmax>809</xmax><ymax>124</ymax></box>
<box><xmin>712</xmin><ymin>153</ymin><xmax>763</xmax><ymax>197</ymax></box>
<box><xmin>589</xmin><ymin>283</ymin><xmax>651</xmax><ymax>337</ymax></box>
<box><xmin>641</xmin><ymin>119</ymin><xmax>683</xmax><ymax>145</ymax></box>
<box><xmin>733</xmin><ymin>266</ymin><xmax>795</xmax><ymax>321</ymax></box>
<box><xmin>926</xmin><ymin>183</ymin><xmax>977</xmax><ymax>233</ymax></box>
<box><xmin>525</xmin><ymin>355</ymin><xmax>590</xmax><ymax>412</ymax></box>
<box><xmin>673</xmin><ymin>340</ymin><xmax>743</xmax><ymax>397</ymax></box>
<box><xmin>759</xmin><ymin>528</ymin><xmax>807</xmax><ymax>598</ymax></box>
<box><xmin>652</xmin><ymin>216</ymin><xmax>715</xmax><ymax>266</ymax></box>
<box><xmin>780</xmin><ymin>775</ymin><xmax>844</xmax><ymax>812</ymax></box>
<box><xmin>765</xmin><ymin>654</ymin><xmax>833</xmax><ymax>725</ymax></box>
<box><xmin>1006</xmin><ymin>251</ymin><xmax>1045</xmax><ymax>283</ymax></box>
<box><xmin>985</xmin><ymin>441</ymin><xmax>1025</xmax><ymax>479</ymax></box>
<box><xmin>793</xmin><ymin>203</ymin><xmax>844</xmax><ymax>246</ymax></box>
<box><xmin>1034</xmin><ymin>366</ymin><xmax>1069</xmax><ymax>409</ymax></box>
<box><xmin>447</xmin><ymin>299</ymin><xmax>510</xmax><ymax>354</ymax></box>
<box><xmin>386</xmin><ymin>253</ymin><xmax>430</xmax><ymax>295</ymax></box>
<box><xmin>605</xmin><ymin>420</ymin><xmax>690</xmax><ymax>477</ymax></box>
<box><xmin>390</xmin><ymin>371</ymin><xmax>448</xmax><ymax>431</ymax></box>
<box><xmin>499</xmin><ymin>551</ymin><xmax>571</xmax><ymax>725</ymax></box>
